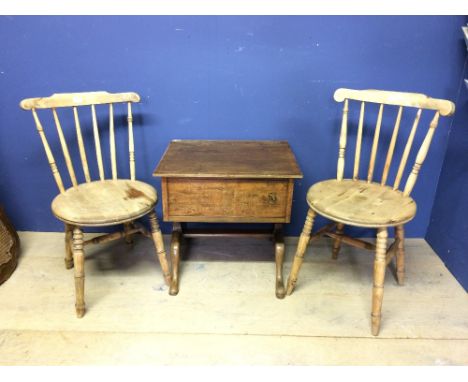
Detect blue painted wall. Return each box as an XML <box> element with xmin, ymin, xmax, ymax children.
<box><xmin>426</xmin><ymin>57</ymin><xmax>468</xmax><ymax>291</ymax></box>
<box><xmin>0</xmin><ymin>16</ymin><xmax>466</xmax><ymax>237</ymax></box>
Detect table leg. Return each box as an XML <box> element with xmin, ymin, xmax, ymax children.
<box><xmin>274</xmin><ymin>224</ymin><xmax>286</xmax><ymax>299</ymax></box>
<box><xmin>169</xmin><ymin>222</ymin><xmax>182</xmax><ymax>296</ymax></box>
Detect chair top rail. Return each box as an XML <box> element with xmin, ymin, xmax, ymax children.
<box><xmin>333</xmin><ymin>88</ymin><xmax>455</xmax><ymax>117</ymax></box>
<box><xmin>20</xmin><ymin>91</ymin><xmax>140</xmax><ymax>110</ymax></box>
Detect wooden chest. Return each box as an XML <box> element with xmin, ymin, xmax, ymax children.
<box><xmin>153</xmin><ymin>140</ymin><xmax>303</xmax><ymax>223</ymax></box>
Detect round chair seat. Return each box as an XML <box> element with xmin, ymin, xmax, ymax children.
<box><xmin>306</xmin><ymin>179</ymin><xmax>417</xmax><ymax>228</ymax></box>
<box><xmin>51</xmin><ymin>179</ymin><xmax>157</xmax><ymax>226</ymax></box>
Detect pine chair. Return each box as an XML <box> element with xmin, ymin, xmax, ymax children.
<box><xmin>20</xmin><ymin>91</ymin><xmax>171</xmax><ymax>317</ymax></box>
<box><xmin>286</xmin><ymin>88</ymin><xmax>455</xmax><ymax>335</ymax></box>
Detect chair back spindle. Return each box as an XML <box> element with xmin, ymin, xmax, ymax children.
<box><xmin>333</xmin><ymin>89</ymin><xmax>454</xmax><ymax>195</ymax></box>
<box><xmin>381</xmin><ymin>106</ymin><xmax>403</xmax><ymax>186</ymax></box>
<box><xmin>109</xmin><ymin>103</ymin><xmax>117</xmax><ymax>180</ymax></box>
<box><xmin>91</xmin><ymin>104</ymin><xmax>105</xmax><ymax>181</ymax></box>
<box><xmin>20</xmin><ymin>91</ymin><xmax>141</xmax><ymax>190</ymax></box>
<box><xmin>52</xmin><ymin>108</ymin><xmax>78</xmax><ymax>187</ymax></box>
<box><xmin>353</xmin><ymin>101</ymin><xmax>365</xmax><ymax>180</ymax></box>
<box><xmin>73</xmin><ymin>106</ymin><xmax>91</xmax><ymax>183</ymax></box>
<box><xmin>367</xmin><ymin>103</ymin><xmax>384</xmax><ymax>183</ymax></box>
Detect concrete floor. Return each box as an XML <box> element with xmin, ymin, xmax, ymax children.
<box><xmin>0</xmin><ymin>231</ymin><xmax>467</xmax><ymax>365</ymax></box>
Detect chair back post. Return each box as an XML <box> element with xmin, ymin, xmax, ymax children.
<box><xmin>393</xmin><ymin>109</ymin><xmax>422</xmax><ymax>190</ymax></box>
<box><xmin>127</xmin><ymin>102</ymin><xmax>136</xmax><ymax>181</ymax></box>
<box><xmin>333</xmin><ymin>88</ymin><xmax>455</xmax><ymax>193</ymax></box>
<box><xmin>403</xmin><ymin>111</ymin><xmax>440</xmax><ymax>196</ymax></box>
<box><xmin>31</xmin><ymin>108</ymin><xmax>65</xmax><ymax>193</ymax></box>
<box><xmin>337</xmin><ymin>99</ymin><xmax>348</xmax><ymax>181</ymax></box>
<box><xmin>20</xmin><ymin>91</ymin><xmax>141</xmax><ymax>190</ymax></box>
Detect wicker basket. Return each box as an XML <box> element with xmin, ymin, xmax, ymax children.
<box><xmin>0</xmin><ymin>206</ymin><xmax>19</xmax><ymax>285</ymax></box>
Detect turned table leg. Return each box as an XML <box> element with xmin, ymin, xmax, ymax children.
<box><xmin>169</xmin><ymin>222</ymin><xmax>182</xmax><ymax>296</ymax></box>
<box><xmin>274</xmin><ymin>224</ymin><xmax>286</xmax><ymax>299</ymax></box>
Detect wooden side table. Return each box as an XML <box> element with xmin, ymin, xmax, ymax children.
<box><xmin>153</xmin><ymin>140</ymin><xmax>303</xmax><ymax>298</ymax></box>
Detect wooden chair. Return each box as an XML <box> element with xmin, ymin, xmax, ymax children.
<box><xmin>20</xmin><ymin>91</ymin><xmax>171</xmax><ymax>317</ymax></box>
<box><xmin>286</xmin><ymin>88</ymin><xmax>455</xmax><ymax>335</ymax></box>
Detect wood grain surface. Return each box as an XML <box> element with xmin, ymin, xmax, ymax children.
<box><xmin>163</xmin><ymin>178</ymin><xmax>293</xmax><ymax>223</ymax></box>
<box><xmin>51</xmin><ymin>180</ymin><xmax>157</xmax><ymax>227</ymax></box>
<box><xmin>153</xmin><ymin>140</ymin><xmax>303</xmax><ymax>179</ymax></box>
<box><xmin>306</xmin><ymin>179</ymin><xmax>417</xmax><ymax>228</ymax></box>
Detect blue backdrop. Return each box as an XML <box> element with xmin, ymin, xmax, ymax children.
<box><xmin>426</xmin><ymin>59</ymin><xmax>468</xmax><ymax>291</ymax></box>
<box><xmin>0</xmin><ymin>16</ymin><xmax>466</xmax><ymax>241</ymax></box>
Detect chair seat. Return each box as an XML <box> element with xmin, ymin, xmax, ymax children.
<box><xmin>306</xmin><ymin>179</ymin><xmax>417</xmax><ymax>228</ymax></box>
<box><xmin>51</xmin><ymin>179</ymin><xmax>157</xmax><ymax>226</ymax></box>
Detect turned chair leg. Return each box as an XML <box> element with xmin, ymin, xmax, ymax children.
<box><xmin>123</xmin><ymin>222</ymin><xmax>134</xmax><ymax>244</ymax></box>
<box><xmin>148</xmin><ymin>211</ymin><xmax>171</xmax><ymax>286</ymax></box>
<box><xmin>286</xmin><ymin>209</ymin><xmax>316</xmax><ymax>295</ymax></box>
<box><xmin>64</xmin><ymin>224</ymin><xmax>74</xmax><ymax>269</ymax></box>
<box><xmin>332</xmin><ymin>223</ymin><xmax>345</xmax><ymax>259</ymax></box>
<box><xmin>169</xmin><ymin>223</ymin><xmax>182</xmax><ymax>296</ymax></box>
<box><xmin>72</xmin><ymin>227</ymin><xmax>85</xmax><ymax>318</ymax></box>
<box><xmin>395</xmin><ymin>225</ymin><xmax>405</xmax><ymax>285</ymax></box>
<box><xmin>371</xmin><ymin>227</ymin><xmax>388</xmax><ymax>336</ymax></box>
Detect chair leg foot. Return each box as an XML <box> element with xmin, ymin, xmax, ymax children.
<box><xmin>75</xmin><ymin>298</ymin><xmax>85</xmax><ymax>318</ymax></box>
<box><xmin>371</xmin><ymin>227</ymin><xmax>388</xmax><ymax>336</ymax></box>
<box><xmin>75</xmin><ymin>310</ymin><xmax>85</xmax><ymax>318</ymax></box>
<box><xmin>73</xmin><ymin>227</ymin><xmax>85</xmax><ymax>318</ymax></box>
<box><xmin>286</xmin><ymin>279</ymin><xmax>295</xmax><ymax>296</ymax></box>
<box><xmin>397</xmin><ymin>272</ymin><xmax>405</xmax><ymax>286</ymax></box>
<box><xmin>286</xmin><ymin>209</ymin><xmax>316</xmax><ymax>296</ymax></box>
<box><xmin>169</xmin><ymin>283</ymin><xmax>179</xmax><ymax>296</ymax></box>
<box><xmin>65</xmin><ymin>258</ymin><xmax>74</xmax><ymax>270</ymax></box>
<box><xmin>371</xmin><ymin>314</ymin><xmax>381</xmax><ymax>336</ymax></box>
